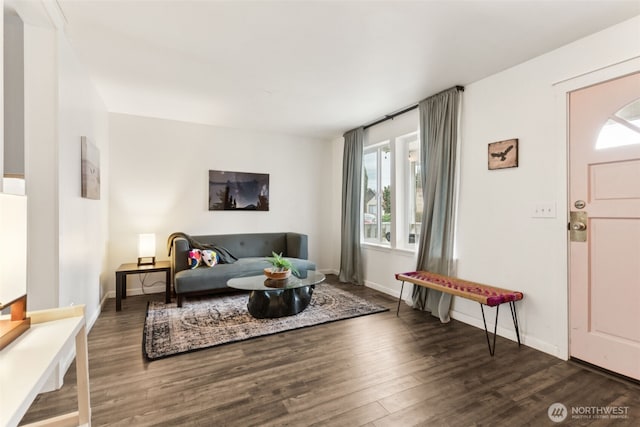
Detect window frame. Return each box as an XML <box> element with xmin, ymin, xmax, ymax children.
<box><xmin>362</xmin><ymin>141</ymin><xmax>392</xmax><ymax>246</ymax></box>
<box><xmin>361</xmin><ymin>129</ymin><xmax>421</xmax><ymax>252</ymax></box>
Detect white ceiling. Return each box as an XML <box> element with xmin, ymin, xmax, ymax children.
<box><xmin>56</xmin><ymin>0</ymin><xmax>640</xmax><ymax>140</ymax></box>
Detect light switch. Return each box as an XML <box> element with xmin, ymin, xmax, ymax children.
<box><xmin>532</xmin><ymin>202</ymin><xmax>556</xmax><ymax>218</ymax></box>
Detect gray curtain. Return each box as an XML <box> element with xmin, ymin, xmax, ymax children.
<box><xmin>339</xmin><ymin>127</ymin><xmax>364</xmax><ymax>284</ymax></box>
<box><xmin>412</xmin><ymin>87</ymin><xmax>462</xmax><ymax>322</ymax></box>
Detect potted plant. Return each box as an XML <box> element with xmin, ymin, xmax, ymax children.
<box><xmin>264</xmin><ymin>251</ymin><xmax>298</xmax><ymax>279</ymax></box>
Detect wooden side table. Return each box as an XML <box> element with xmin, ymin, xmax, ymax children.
<box><xmin>115</xmin><ymin>261</ymin><xmax>171</xmax><ymax>311</ymax></box>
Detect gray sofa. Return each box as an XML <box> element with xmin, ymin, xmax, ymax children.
<box><xmin>170</xmin><ymin>232</ymin><xmax>316</xmax><ymax>306</ymax></box>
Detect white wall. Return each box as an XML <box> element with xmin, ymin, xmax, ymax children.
<box><xmin>16</xmin><ymin>0</ymin><xmax>109</xmax><ymax>327</ymax></box>
<box><xmin>338</xmin><ymin>16</ymin><xmax>640</xmax><ymax>359</ymax></box>
<box><xmin>57</xmin><ymin>34</ymin><xmax>109</xmax><ymax>318</ymax></box>
<box><xmin>15</xmin><ymin>4</ymin><xmax>109</xmax><ymax>392</ymax></box>
<box><xmin>456</xmin><ymin>16</ymin><xmax>640</xmax><ymax>359</ymax></box>
<box><xmin>23</xmin><ymin>21</ymin><xmax>58</xmax><ymax>312</ymax></box>
<box><xmin>108</xmin><ymin>113</ymin><xmax>333</xmax><ymax>296</ymax></box>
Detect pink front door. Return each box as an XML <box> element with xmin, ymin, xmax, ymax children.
<box><xmin>569</xmin><ymin>72</ymin><xmax>640</xmax><ymax>381</ymax></box>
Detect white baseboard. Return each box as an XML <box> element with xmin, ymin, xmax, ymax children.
<box><xmin>319</xmin><ymin>268</ymin><xmax>339</xmax><ymax>276</ymax></box>
<box><xmin>105</xmin><ymin>284</ymin><xmax>166</xmax><ymax>299</ymax></box>
<box><xmin>99</xmin><ymin>292</ymin><xmax>109</xmax><ymax>309</ymax></box>
<box><xmin>364</xmin><ymin>278</ymin><xmax>412</xmax><ymax>303</ymax></box>
<box><xmin>44</xmin><ymin>289</ymin><xmax>159</xmax><ymax>393</ymax></box>
<box><xmin>449</xmin><ymin>309</ymin><xmax>561</xmax><ymax>358</ymax></box>
<box><xmin>87</xmin><ymin>299</ymin><xmax>104</xmax><ymax>331</ymax></box>
<box><xmin>41</xmin><ymin>297</ymin><xmax>106</xmax><ymax>394</ymax></box>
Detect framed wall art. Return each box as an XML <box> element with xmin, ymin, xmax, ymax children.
<box><xmin>488</xmin><ymin>138</ymin><xmax>518</xmax><ymax>170</ymax></box>
<box><xmin>208</xmin><ymin>170</ymin><xmax>269</xmax><ymax>211</ymax></box>
<box><xmin>81</xmin><ymin>136</ymin><xmax>100</xmax><ymax>199</ymax></box>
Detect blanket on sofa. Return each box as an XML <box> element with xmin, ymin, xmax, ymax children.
<box><xmin>166</xmin><ymin>232</ymin><xmax>238</xmax><ymax>264</ymax></box>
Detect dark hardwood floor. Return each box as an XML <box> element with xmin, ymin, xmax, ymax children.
<box><xmin>21</xmin><ymin>276</ymin><xmax>639</xmax><ymax>426</ymax></box>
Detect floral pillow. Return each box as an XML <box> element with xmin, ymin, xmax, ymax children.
<box><xmin>188</xmin><ymin>249</ymin><xmax>218</xmax><ymax>269</ymax></box>
<box><xmin>201</xmin><ymin>249</ymin><xmax>218</xmax><ymax>267</ymax></box>
<box><xmin>188</xmin><ymin>249</ymin><xmax>202</xmax><ymax>269</ymax></box>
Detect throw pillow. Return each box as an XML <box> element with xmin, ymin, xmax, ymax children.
<box><xmin>201</xmin><ymin>249</ymin><xmax>217</xmax><ymax>267</ymax></box>
<box><xmin>188</xmin><ymin>249</ymin><xmax>202</xmax><ymax>269</ymax></box>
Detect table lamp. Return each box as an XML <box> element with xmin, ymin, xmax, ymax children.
<box><xmin>0</xmin><ymin>193</ymin><xmax>30</xmax><ymax>350</ymax></box>
<box><xmin>138</xmin><ymin>233</ymin><xmax>156</xmax><ymax>266</ymax></box>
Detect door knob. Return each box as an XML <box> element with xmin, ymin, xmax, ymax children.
<box><xmin>570</xmin><ymin>211</ymin><xmax>588</xmax><ymax>242</ymax></box>
<box><xmin>572</xmin><ymin>222</ymin><xmax>586</xmax><ymax>231</ymax></box>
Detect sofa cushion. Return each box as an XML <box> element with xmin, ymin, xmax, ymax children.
<box><xmin>192</xmin><ymin>233</ymin><xmax>287</xmax><ymax>259</ymax></box>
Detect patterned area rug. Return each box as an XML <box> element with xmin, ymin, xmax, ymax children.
<box><xmin>143</xmin><ymin>284</ymin><xmax>388</xmax><ymax>360</ymax></box>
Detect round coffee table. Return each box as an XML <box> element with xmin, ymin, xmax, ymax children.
<box><xmin>227</xmin><ymin>270</ymin><xmax>326</xmax><ymax>318</ymax></box>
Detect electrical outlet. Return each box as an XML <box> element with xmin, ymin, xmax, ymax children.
<box><xmin>532</xmin><ymin>202</ymin><xmax>556</xmax><ymax>218</ymax></box>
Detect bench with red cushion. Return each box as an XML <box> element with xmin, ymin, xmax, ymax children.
<box><xmin>395</xmin><ymin>270</ymin><xmax>523</xmax><ymax>356</ymax></box>
<box><xmin>395</xmin><ymin>271</ymin><xmax>523</xmax><ymax>306</ymax></box>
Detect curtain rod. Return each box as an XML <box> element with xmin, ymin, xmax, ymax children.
<box><xmin>363</xmin><ymin>85</ymin><xmax>464</xmax><ymax>130</ymax></box>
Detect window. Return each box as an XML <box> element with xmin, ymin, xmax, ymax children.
<box><xmin>400</xmin><ymin>133</ymin><xmax>422</xmax><ymax>247</ymax></box>
<box><xmin>596</xmin><ymin>99</ymin><xmax>640</xmax><ymax>150</ymax></box>
<box><xmin>361</xmin><ymin>110</ymin><xmax>421</xmax><ymax>250</ymax></box>
<box><xmin>363</xmin><ymin>142</ymin><xmax>391</xmax><ymax>244</ymax></box>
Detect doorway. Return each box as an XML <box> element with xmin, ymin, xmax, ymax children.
<box><xmin>568</xmin><ymin>72</ymin><xmax>640</xmax><ymax>381</ymax></box>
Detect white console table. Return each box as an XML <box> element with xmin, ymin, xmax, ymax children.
<box><xmin>0</xmin><ymin>305</ymin><xmax>91</xmax><ymax>427</ymax></box>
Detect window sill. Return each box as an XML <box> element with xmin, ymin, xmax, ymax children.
<box><xmin>361</xmin><ymin>242</ymin><xmax>417</xmax><ymax>257</ymax></box>
<box><xmin>361</xmin><ymin>242</ymin><xmax>391</xmax><ymax>251</ymax></box>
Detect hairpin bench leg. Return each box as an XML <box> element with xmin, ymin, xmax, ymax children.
<box><xmin>421</xmin><ymin>287</ymin><xmax>428</xmax><ymax>310</ymax></box>
<box><xmin>396</xmin><ymin>281</ymin><xmax>405</xmax><ymax>316</ymax></box>
<box><xmin>480</xmin><ymin>303</ymin><xmax>499</xmax><ymax>357</ymax></box>
<box><xmin>509</xmin><ymin>301</ymin><xmax>521</xmax><ymax>347</ymax></box>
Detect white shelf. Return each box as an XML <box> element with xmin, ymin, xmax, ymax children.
<box><xmin>0</xmin><ymin>306</ymin><xmax>91</xmax><ymax>427</ymax></box>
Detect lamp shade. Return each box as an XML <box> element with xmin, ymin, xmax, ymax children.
<box><xmin>138</xmin><ymin>233</ymin><xmax>156</xmax><ymax>258</ymax></box>
<box><xmin>0</xmin><ymin>193</ymin><xmax>27</xmax><ymax>307</ymax></box>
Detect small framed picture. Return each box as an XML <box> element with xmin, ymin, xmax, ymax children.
<box><xmin>488</xmin><ymin>139</ymin><xmax>518</xmax><ymax>170</ymax></box>
<box><xmin>81</xmin><ymin>136</ymin><xmax>101</xmax><ymax>199</ymax></box>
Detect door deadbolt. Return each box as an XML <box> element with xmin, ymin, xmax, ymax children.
<box><xmin>569</xmin><ymin>211</ymin><xmax>588</xmax><ymax>242</ymax></box>
<box><xmin>574</xmin><ymin>200</ymin><xmax>586</xmax><ymax>209</ymax></box>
